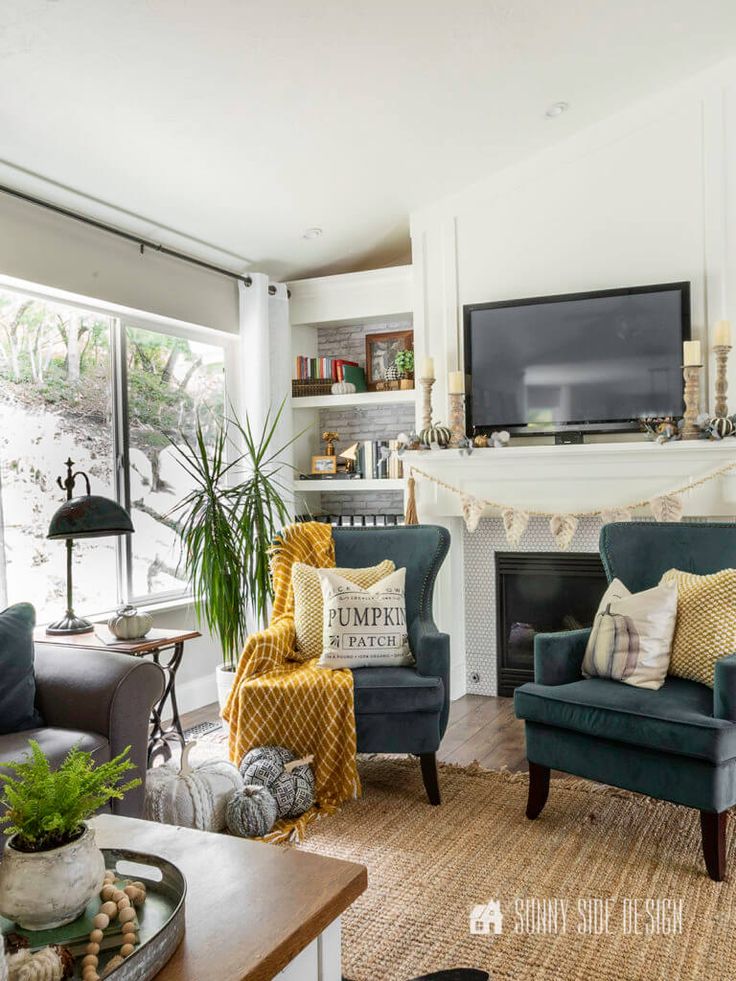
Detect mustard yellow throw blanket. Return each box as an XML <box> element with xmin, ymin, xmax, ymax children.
<box><xmin>222</xmin><ymin>522</ymin><xmax>360</xmax><ymax>841</ymax></box>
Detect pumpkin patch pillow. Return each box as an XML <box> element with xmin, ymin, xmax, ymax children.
<box><xmin>582</xmin><ymin>578</ymin><xmax>677</xmax><ymax>690</ymax></box>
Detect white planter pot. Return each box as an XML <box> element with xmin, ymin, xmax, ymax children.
<box><xmin>0</xmin><ymin>823</ymin><xmax>105</xmax><ymax>930</ymax></box>
<box><xmin>216</xmin><ymin>664</ymin><xmax>237</xmax><ymax>714</ymax></box>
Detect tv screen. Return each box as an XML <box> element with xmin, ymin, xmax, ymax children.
<box><xmin>464</xmin><ymin>283</ymin><xmax>690</xmax><ymax>434</ymax></box>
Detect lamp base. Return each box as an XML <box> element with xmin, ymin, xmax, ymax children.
<box><xmin>46</xmin><ymin>613</ymin><xmax>94</xmax><ymax>635</ymax></box>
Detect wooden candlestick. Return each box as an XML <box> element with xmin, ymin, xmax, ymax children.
<box><xmin>682</xmin><ymin>364</ymin><xmax>702</xmax><ymax>440</ymax></box>
<box><xmin>420</xmin><ymin>377</ymin><xmax>435</xmax><ymax>432</ymax></box>
<box><xmin>448</xmin><ymin>392</ymin><xmax>465</xmax><ymax>447</ymax></box>
<box><xmin>714</xmin><ymin>344</ymin><xmax>731</xmax><ymax>418</ymax></box>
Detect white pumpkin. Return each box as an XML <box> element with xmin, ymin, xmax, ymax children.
<box><xmin>331</xmin><ymin>380</ymin><xmax>356</xmax><ymax>395</ymax></box>
<box><xmin>144</xmin><ymin>742</ymin><xmax>243</xmax><ymax>832</ymax></box>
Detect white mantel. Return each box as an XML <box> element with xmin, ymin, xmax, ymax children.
<box><xmin>405</xmin><ymin>440</ymin><xmax>736</xmax><ymax>701</ymax></box>
<box><xmin>406</xmin><ymin>440</ymin><xmax>736</xmax><ymax>519</ymax></box>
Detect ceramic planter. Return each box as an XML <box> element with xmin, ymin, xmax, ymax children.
<box><xmin>216</xmin><ymin>664</ymin><xmax>236</xmax><ymax>714</ymax></box>
<box><xmin>0</xmin><ymin>823</ymin><xmax>105</xmax><ymax>930</ymax></box>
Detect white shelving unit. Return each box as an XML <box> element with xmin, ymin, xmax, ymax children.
<box><xmin>286</xmin><ymin>265</ymin><xmax>415</xmax><ymax>511</ymax></box>
<box><xmin>290</xmin><ymin>389</ymin><xmax>415</xmax><ymax>410</ymax></box>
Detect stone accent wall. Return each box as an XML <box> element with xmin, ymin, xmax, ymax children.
<box><xmin>309</xmin><ymin>490</ymin><xmax>404</xmax><ymax>518</ymax></box>
<box><xmin>318</xmin><ymin>405</ymin><xmax>416</xmax><ymax>443</ymax></box>
<box><xmin>317</xmin><ymin>319</ymin><xmax>412</xmax><ymax>366</ymax></box>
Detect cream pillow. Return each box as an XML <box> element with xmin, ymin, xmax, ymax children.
<box><xmin>581</xmin><ymin>577</ymin><xmax>677</xmax><ymax>690</ymax></box>
<box><xmin>660</xmin><ymin>568</ymin><xmax>736</xmax><ymax>687</ymax></box>
<box><xmin>292</xmin><ymin>559</ymin><xmax>395</xmax><ymax>661</ymax></box>
<box><xmin>316</xmin><ymin>567</ymin><xmax>413</xmax><ymax>670</ymax></box>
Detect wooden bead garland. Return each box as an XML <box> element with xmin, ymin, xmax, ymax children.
<box><xmin>80</xmin><ymin>869</ymin><xmax>147</xmax><ymax>981</ymax></box>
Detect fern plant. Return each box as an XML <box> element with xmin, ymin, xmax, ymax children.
<box><xmin>0</xmin><ymin>741</ymin><xmax>140</xmax><ymax>852</ymax></box>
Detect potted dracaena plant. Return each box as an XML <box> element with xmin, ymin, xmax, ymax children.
<box><xmin>0</xmin><ymin>741</ymin><xmax>139</xmax><ymax>930</ymax></box>
<box><xmin>168</xmin><ymin>402</ymin><xmax>295</xmax><ymax>710</ymax></box>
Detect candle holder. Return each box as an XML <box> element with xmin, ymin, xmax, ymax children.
<box><xmin>420</xmin><ymin>377</ymin><xmax>435</xmax><ymax>432</ymax></box>
<box><xmin>448</xmin><ymin>392</ymin><xmax>465</xmax><ymax>447</ymax></box>
<box><xmin>714</xmin><ymin>344</ymin><xmax>732</xmax><ymax>418</ymax></box>
<box><xmin>682</xmin><ymin>364</ymin><xmax>703</xmax><ymax>440</ymax></box>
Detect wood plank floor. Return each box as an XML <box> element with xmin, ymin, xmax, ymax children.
<box><xmin>180</xmin><ymin>693</ymin><xmax>528</xmax><ymax>773</ymax></box>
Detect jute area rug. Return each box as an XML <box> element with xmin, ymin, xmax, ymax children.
<box><xmin>191</xmin><ymin>737</ymin><xmax>736</xmax><ymax>980</ymax></box>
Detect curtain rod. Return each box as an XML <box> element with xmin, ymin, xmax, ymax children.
<box><xmin>0</xmin><ymin>182</ymin><xmax>253</xmax><ymax>288</ymax></box>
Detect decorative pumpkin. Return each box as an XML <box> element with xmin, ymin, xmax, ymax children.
<box><xmin>419</xmin><ymin>423</ymin><xmax>452</xmax><ymax>448</ymax></box>
<box><xmin>144</xmin><ymin>742</ymin><xmax>243</xmax><ymax>832</ymax></box>
<box><xmin>709</xmin><ymin>416</ymin><xmax>735</xmax><ymax>439</ymax></box>
<box><xmin>331</xmin><ymin>380</ymin><xmax>356</xmax><ymax>396</ymax></box>
<box><xmin>473</xmin><ymin>434</ymin><xmax>489</xmax><ymax>447</ymax></box>
<box><xmin>239</xmin><ymin>746</ymin><xmax>316</xmax><ymax>819</ymax></box>
<box><xmin>107</xmin><ymin>605</ymin><xmax>152</xmax><ymax>640</ymax></box>
<box><xmin>226</xmin><ymin>785</ymin><xmax>278</xmax><ymax>838</ymax></box>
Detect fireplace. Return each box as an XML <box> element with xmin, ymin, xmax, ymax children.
<box><xmin>495</xmin><ymin>552</ymin><xmax>607</xmax><ymax>696</ymax></box>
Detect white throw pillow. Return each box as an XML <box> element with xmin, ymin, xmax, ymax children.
<box><xmin>581</xmin><ymin>577</ymin><xmax>677</xmax><ymax>690</ymax></box>
<box><xmin>316</xmin><ymin>567</ymin><xmax>414</xmax><ymax>669</ymax></box>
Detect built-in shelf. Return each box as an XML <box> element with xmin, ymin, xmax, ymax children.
<box><xmin>293</xmin><ymin>478</ymin><xmax>405</xmax><ymax>493</ymax></box>
<box><xmin>291</xmin><ymin>389</ymin><xmax>416</xmax><ymax>410</ymax></box>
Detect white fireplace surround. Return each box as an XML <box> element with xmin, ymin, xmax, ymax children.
<box><xmin>404</xmin><ymin>440</ymin><xmax>736</xmax><ymax>699</ymax></box>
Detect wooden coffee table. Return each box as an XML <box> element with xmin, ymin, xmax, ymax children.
<box><xmin>91</xmin><ymin>814</ymin><xmax>367</xmax><ymax>981</ymax></box>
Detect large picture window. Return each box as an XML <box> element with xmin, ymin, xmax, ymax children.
<box><xmin>0</xmin><ymin>282</ymin><xmax>231</xmax><ymax>622</ymax></box>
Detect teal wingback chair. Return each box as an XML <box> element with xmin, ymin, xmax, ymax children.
<box><xmin>514</xmin><ymin>521</ymin><xmax>736</xmax><ymax>880</ymax></box>
<box><xmin>332</xmin><ymin>524</ymin><xmax>451</xmax><ymax>804</ymax></box>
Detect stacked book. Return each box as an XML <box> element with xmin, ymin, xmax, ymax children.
<box><xmin>359</xmin><ymin>441</ymin><xmax>403</xmax><ymax>480</ymax></box>
<box><xmin>294</xmin><ymin>356</ymin><xmax>359</xmax><ymax>381</ymax></box>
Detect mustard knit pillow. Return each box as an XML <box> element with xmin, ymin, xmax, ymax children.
<box><xmin>660</xmin><ymin>568</ymin><xmax>736</xmax><ymax>687</ymax></box>
<box><xmin>292</xmin><ymin>559</ymin><xmax>395</xmax><ymax>661</ymax></box>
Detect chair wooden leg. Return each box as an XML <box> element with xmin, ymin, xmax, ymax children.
<box><xmin>700</xmin><ymin>810</ymin><xmax>727</xmax><ymax>881</ymax></box>
<box><xmin>526</xmin><ymin>762</ymin><xmax>550</xmax><ymax>819</ymax></box>
<box><xmin>419</xmin><ymin>753</ymin><xmax>441</xmax><ymax>805</ymax></box>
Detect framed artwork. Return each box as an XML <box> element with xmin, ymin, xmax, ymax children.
<box><xmin>365</xmin><ymin>329</ymin><xmax>413</xmax><ymax>390</ymax></box>
<box><xmin>311</xmin><ymin>455</ymin><xmax>337</xmax><ymax>475</ymax></box>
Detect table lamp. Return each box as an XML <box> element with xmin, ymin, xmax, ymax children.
<box><xmin>46</xmin><ymin>458</ymin><xmax>134</xmax><ymax>635</ymax></box>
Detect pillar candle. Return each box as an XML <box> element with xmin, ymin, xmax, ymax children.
<box><xmin>683</xmin><ymin>340</ymin><xmax>701</xmax><ymax>366</ymax></box>
<box><xmin>420</xmin><ymin>356</ymin><xmax>435</xmax><ymax>379</ymax></box>
<box><xmin>448</xmin><ymin>370</ymin><xmax>465</xmax><ymax>394</ymax></box>
<box><xmin>715</xmin><ymin>320</ymin><xmax>732</xmax><ymax>347</ymax></box>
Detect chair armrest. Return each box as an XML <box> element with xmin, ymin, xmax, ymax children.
<box><xmin>533</xmin><ymin>629</ymin><xmax>590</xmax><ymax>686</ymax></box>
<box><xmin>34</xmin><ymin>646</ymin><xmax>165</xmax><ymax>817</ymax></box>
<box><xmin>714</xmin><ymin>653</ymin><xmax>736</xmax><ymax>721</ymax></box>
<box><xmin>413</xmin><ymin>621</ymin><xmax>451</xmax><ymax>737</ymax></box>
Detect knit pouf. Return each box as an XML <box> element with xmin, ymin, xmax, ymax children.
<box><xmin>226</xmin><ymin>785</ymin><xmax>279</xmax><ymax>838</ymax></box>
<box><xmin>239</xmin><ymin>746</ymin><xmax>316</xmax><ymax>819</ymax></box>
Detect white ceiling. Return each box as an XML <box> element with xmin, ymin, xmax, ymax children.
<box><xmin>2</xmin><ymin>0</ymin><xmax>736</xmax><ymax>282</ymax></box>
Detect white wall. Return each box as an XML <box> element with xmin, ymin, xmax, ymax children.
<box><xmin>410</xmin><ymin>55</ymin><xmax>736</xmax><ymax>697</ymax></box>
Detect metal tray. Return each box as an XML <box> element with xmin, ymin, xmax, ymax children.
<box><xmin>1</xmin><ymin>848</ymin><xmax>186</xmax><ymax>980</ymax></box>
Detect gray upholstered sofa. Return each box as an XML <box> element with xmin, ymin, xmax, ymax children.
<box><xmin>1</xmin><ymin>645</ymin><xmax>164</xmax><ymax>823</ymax></box>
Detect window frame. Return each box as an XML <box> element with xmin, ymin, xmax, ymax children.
<box><xmin>0</xmin><ymin>273</ymin><xmax>240</xmax><ymax>614</ymax></box>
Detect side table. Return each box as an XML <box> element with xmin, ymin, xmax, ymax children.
<box><xmin>34</xmin><ymin>626</ymin><xmax>200</xmax><ymax>766</ymax></box>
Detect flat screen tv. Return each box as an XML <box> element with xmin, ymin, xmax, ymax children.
<box><xmin>464</xmin><ymin>282</ymin><xmax>690</xmax><ymax>436</ymax></box>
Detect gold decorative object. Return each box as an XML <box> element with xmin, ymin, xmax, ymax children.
<box><xmin>339</xmin><ymin>442</ymin><xmax>360</xmax><ymax>473</ymax></box>
<box><xmin>682</xmin><ymin>364</ymin><xmax>702</xmax><ymax>441</ymax></box>
<box><xmin>321</xmin><ymin>431</ymin><xmax>339</xmax><ymax>456</ymax></box>
<box><xmin>714</xmin><ymin>344</ymin><xmax>731</xmax><ymax>418</ymax></box>
<box><xmin>473</xmin><ymin>434</ymin><xmax>489</xmax><ymax>448</ymax></box>
<box><xmin>420</xmin><ymin>377</ymin><xmax>435</xmax><ymax>432</ymax></box>
<box><xmin>448</xmin><ymin>392</ymin><xmax>465</xmax><ymax>447</ymax></box>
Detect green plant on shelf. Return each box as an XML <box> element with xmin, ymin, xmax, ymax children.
<box><xmin>0</xmin><ymin>741</ymin><xmax>140</xmax><ymax>852</ymax></box>
<box><xmin>393</xmin><ymin>350</ymin><xmax>414</xmax><ymax>377</ymax></box>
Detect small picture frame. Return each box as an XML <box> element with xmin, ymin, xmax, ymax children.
<box><xmin>365</xmin><ymin>329</ymin><xmax>414</xmax><ymax>390</ymax></box>
<box><xmin>311</xmin><ymin>455</ymin><xmax>337</xmax><ymax>475</ymax></box>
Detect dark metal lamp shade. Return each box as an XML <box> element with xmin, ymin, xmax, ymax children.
<box><xmin>48</xmin><ymin>494</ymin><xmax>134</xmax><ymax>540</ymax></box>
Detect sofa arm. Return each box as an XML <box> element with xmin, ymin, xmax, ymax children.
<box><xmin>533</xmin><ymin>629</ymin><xmax>590</xmax><ymax>686</ymax></box>
<box><xmin>33</xmin><ymin>646</ymin><xmax>164</xmax><ymax>817</ymax></box>
<box><xmin>714</xmin><ymin>653</ymin><xmax>736</xmax><ymax>721</ymax></box>
<box><xmin>413</xmin><ymin>621</ymin><xmax>451</xmax><ymax>737</ymax></box>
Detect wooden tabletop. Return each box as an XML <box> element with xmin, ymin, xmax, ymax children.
<box><xmin>34</xmin><ymin>626</ymin><xmax>200</xmax><ymax>655</ymax></box>
<box><xmin>90</xmin><ymin>814</ymin><xmax>367</xmax><ymax>981</ymax></box>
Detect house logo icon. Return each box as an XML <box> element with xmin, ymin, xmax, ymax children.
<box><xmin>470</xmin><ymin>899</ymin><xmax>504</xmax><ymax>935</ymax></box>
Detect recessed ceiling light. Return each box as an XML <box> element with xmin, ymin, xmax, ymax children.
<box><xmin>303</xmin><ymin>227</ymin><xmax>323</xmax><ymax>240</ymax></box>
<box><xmin>545</xmin><ymin>102</ymin><xmax>570</xmax><ymax>118</ymax></box>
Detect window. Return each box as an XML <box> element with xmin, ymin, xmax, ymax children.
<box><xmin>0</xmin><ymin>282</ymin><xmax>231</xmax><ymax>622</ymax></box>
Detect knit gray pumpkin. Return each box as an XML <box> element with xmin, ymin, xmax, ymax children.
<box><xmin>239</xmin><ymin>746</ymin><xmax>316</xmax><ymax>818</ymax></box>
<box><xmin>419</xmin><ymin>423</ymin><xmax>452</xmax><ymax>448</ymax></box>
<box><xmin>226</xmin><ymin>785</ymin><xmax>278</xmax><ymax>838</ymax></box>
